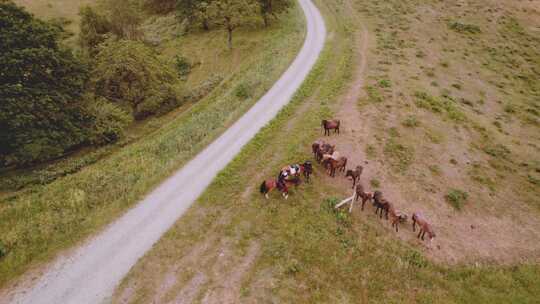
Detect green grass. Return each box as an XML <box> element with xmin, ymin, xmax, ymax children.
<box><xmin>13</xmin><ymin>0</ymin><xmax>96</xmax><ymax>46</ymax></box>
<box><xmin>0</xmin><ymin>5</ymin><xmax>305</xmax><ymax>287</ymax></box>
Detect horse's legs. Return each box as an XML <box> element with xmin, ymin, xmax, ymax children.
<box><xmin>265</xmin><ymin>193</ymin><xmax>269</xmax><ymax>199</ymax></box>
<box><xmin>421</xmin><ymin>230</ymin><xmax>426</xmax><ymax>241</ymax></box>
<box><xmin>417</xmin><ymin>229</ymin><xmax>422</xmax><ymax>239</ymax></box>
<box><xmin>412</xmin><ymin>219</ymin><xmax>417</xmax><ymax>231</ymax></box>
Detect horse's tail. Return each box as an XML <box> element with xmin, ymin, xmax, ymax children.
<box><xmin>260</xmin><ymin>181</ymin><xmax>268</xmax><ymax>194</ymax></box>
<box><xmin>321</xmin><ymin>120</ymin><xmax>326</xmax><ymax>130</ymax></box>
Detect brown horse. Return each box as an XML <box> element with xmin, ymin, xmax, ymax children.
<box><xmin>412</xmin><ymin>212</ymin><xmax>436</xmax><ymax>242</ymax></box>
<box><xmin>345</xmin><ymin>165</ymin><xmax>363</xmax><ymax>188</ymax></box>
<box><xmin>259</xmin><ymin>177</ymin><xmax>300</xmax><ymax>199</ymax></box>
<box><xmin>372</xmin><ymin>191</ymin><xmax>389</xmax><ymax>219</ymax></box>
<box><xmin>322</xmin><ymin>154</ymin><xmax>347</xmax><ymax>177</ymax></box>
<box><xmin>354</xmin><ymin>183</ymin><xmax>373</xmax><ymax>211</ymax></box>
<box><xmin>387</xmin><ymin>203</ymin><xmax>408</xmax><ymax>232</ymax></box>
<box><xmin>322</xmin><ymin>119</ymin><xmax>340</xmax><ymax>136</ymax></box>
<box><xmin>313</xmin><ymin>141</ymin><xmax>335</xmax><ymax>163</ymax></box>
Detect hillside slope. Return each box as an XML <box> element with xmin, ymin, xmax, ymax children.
<box><xmin>0</xmin><ymin>1</ymin><xmax>305</xmax><ymax>290</ymax></box>
<box><xmin>112</xmin><ymin>0</ymin><xmax>540</xmax><ymax>303</ymax></box>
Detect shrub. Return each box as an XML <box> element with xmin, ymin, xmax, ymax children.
<box><xmin>90</xmin><ymin>40</ymin><xmax>180</xmax><ymax>119</ymax></box>
<box><xmin>234</xmin><ymin>82</ymin><xmax>252</xmax><ymax>99</ymax></box>
<box><xmin>402</xmin><ymin>115</ymin><xmax>420</xmax><ymax>127</ymax></box>
<box><xmin>86</xmin><ymin>98</ymin><xmax>133</xmax><ymax>145</ymax></box>
<box><xmin>379</xmin><ymin>79</ymin><xmax>391</xmax><ymax>88</ymax></box>
<box><xmin>174</xmin><ymin>55</ymin><xmax>191</xmax><ymax>78</ymax></box>
<box><xmin>445</xmin><ymin>188</ymin><xmax>468</xmax><ymax>210</ymax></box>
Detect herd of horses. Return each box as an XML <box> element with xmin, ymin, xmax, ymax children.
<box><xmin>260</xmin><ymin>119</ymin><xmax>436</xmax><ymax>244</ymax></box>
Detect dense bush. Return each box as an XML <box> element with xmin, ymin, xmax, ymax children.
<box><xmin>86</xmin><ymin>97</ymin><xmax>133</xmax><ymax>145</ymax></box>
<box><xmin>0</xmin><ymin>1</ymin><xmax>90</xmax><ymax>167</ymax></box>
<box><xmin>90</xmin><ymin>39</ymin><xmax>181</xmax><ymax>119</ymax></box>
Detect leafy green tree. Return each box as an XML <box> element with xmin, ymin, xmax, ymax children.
<box><xmin>90</xmin><ymin>39</ymin><xmax>181</xmax><ymax>119</ymax></box>
<box><xmin>257</xmin><ymin>0</ymin><xmax>291</xmax><ymax>27</ymax></box>
<box><xmin>176</xmin><ymin>0</ymin><xmax>214</xmax><ymax>31</ymax></box>
<box><xmin>85</xmin><ymin>97</ymin><xmax>132</xmax><ymax>145</ymax></box>
<box><xmin>208</xmin><ymin>0</ymin><xmax>259</xmax><ymax>49</ymax></box>
<box><xmin>0</xmin><ymin>1</ymin><xmax>90</xmax><ymax>166</ymax></box>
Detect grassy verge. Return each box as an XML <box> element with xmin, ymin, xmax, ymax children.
<box><xmin>0</xmin><ymin>5</ymin><xmax>305</xmax><ymax>287</ymax></box>
<box><xmin>113</xmin><ymin>0</ymin><xmax>540</xmax><ymax>302</ymax></box>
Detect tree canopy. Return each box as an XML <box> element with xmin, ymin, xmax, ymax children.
<box><xmin>90</xmin><ymin>39</ymin><xmax>181</xmax><ymax>119</ymax></box>
<box><xmin>0</xmin><ymin>1</ymin><xmax>90</xmax><ymax>166</ymax></box>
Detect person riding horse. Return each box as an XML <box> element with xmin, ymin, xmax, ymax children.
<box><xmin>277</xmin><ymin>164</ymin><xmax>302</xmax><ymax>191</ymax></box>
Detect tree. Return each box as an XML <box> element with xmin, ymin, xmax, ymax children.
<box><xmin>0</xmin><ymin>1</ymin><xmax>90</xmax><ymax>166</ymax></box>
<box><xmin>257</xmin><ymin>0</ymin><xmax>291</xmax><ymax>27</ymax></box>
<box><xmin>208</xmin><ymin>0</ymin><xmax>259</xmax><ymax>49</ymax></box>
<box><xmin>176</xmin><ymin>0</ymin><xmax>214</xmax><ymax>31</ymax></box>
<box><xmin>90</xmin><ymin>39</ymin><xmax>181</xmax><ymax>119</ymax></box>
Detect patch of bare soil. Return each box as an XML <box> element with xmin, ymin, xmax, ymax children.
<box><xmin>316</xmin><ymin>26</ymin><xmax>540</xmax><ymax>265</ymax></box>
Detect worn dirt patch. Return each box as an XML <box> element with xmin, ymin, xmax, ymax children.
<box><xmin>314</xmin><ymin>23</ymin><xmax>540</xmax><ymax>264</ymax></box>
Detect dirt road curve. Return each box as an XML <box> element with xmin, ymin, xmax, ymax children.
<box><xmin>6</xmin><ymin>1</ymin><xmax>325</xmax><ymax>303</ymax></box>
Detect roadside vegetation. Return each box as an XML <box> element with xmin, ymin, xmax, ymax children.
<box><xmin>113</xmin><ymin>0</ymin><xmax>540</xmax><ymax>302</ymax></box>
<box><xmin>0</xmin><ymin>0</ymin><xmax>302</xmax><ymax>287</ymax></box>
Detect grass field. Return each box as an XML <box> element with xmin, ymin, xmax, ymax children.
<box><xmin>0</xmin><ymin>3</ymin><xmax>305</xmax><ymax>288</ymax></box>
<box><xmin>13</xmin><ymin>0</ymin><xmax>95</xmax><ymax>45</ymax></box>
<box><xmin>112</xmin><ymin>0</ymin><xmax>540</xmax><ymax>302</ymax></box>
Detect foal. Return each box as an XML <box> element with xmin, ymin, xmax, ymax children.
<box><xmin>354</xmin><ymin>183</ymin><xmax>373</xmax><ymax>211</ymax></box>
<box><xmin>412</xmin><ymin>212</ymin><xmax>436</xmax><ymax>242</ymax></box>
<box><xmin>387</xmin><ymin>202</ymin><xmax>407</xmax><ymax>232</ymax></box>
<box><xmin>345</xmin><ymin>165</ymin><xmax>363</xmax><ymax>188</ymax></box>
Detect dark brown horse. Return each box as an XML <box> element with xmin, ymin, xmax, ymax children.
<box><xmin>322</xmin><ymin>119</ymin><xmax>340</xmax><ymax>136</ymax></box>
<box><xmin>312</xmin><ymin>141</ymin><xmax>335</xmax><ymax>163</ymax></box>
<box><xmin>345</xmin><ymin>165</ymin><xmax>363</xmax><ymax>188</ymax></box>
<box><xmin>354</xmin><ymin>183</ymin><xmax>373</xmax><ymax>211</ymax></box>
<box><xmin>412</xmin><ymin>212</ymin><xmax>436</xmax><ymax>242</ymax></box>
<box><xmin>372</xmin><ymin>191</ymin><xmax>389</xmax><ymax>219</ymax></box>
<box><xmin>322</xmin><ymin>154</ymin><xmax>347</xmax><ymax>177</ymax></box>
